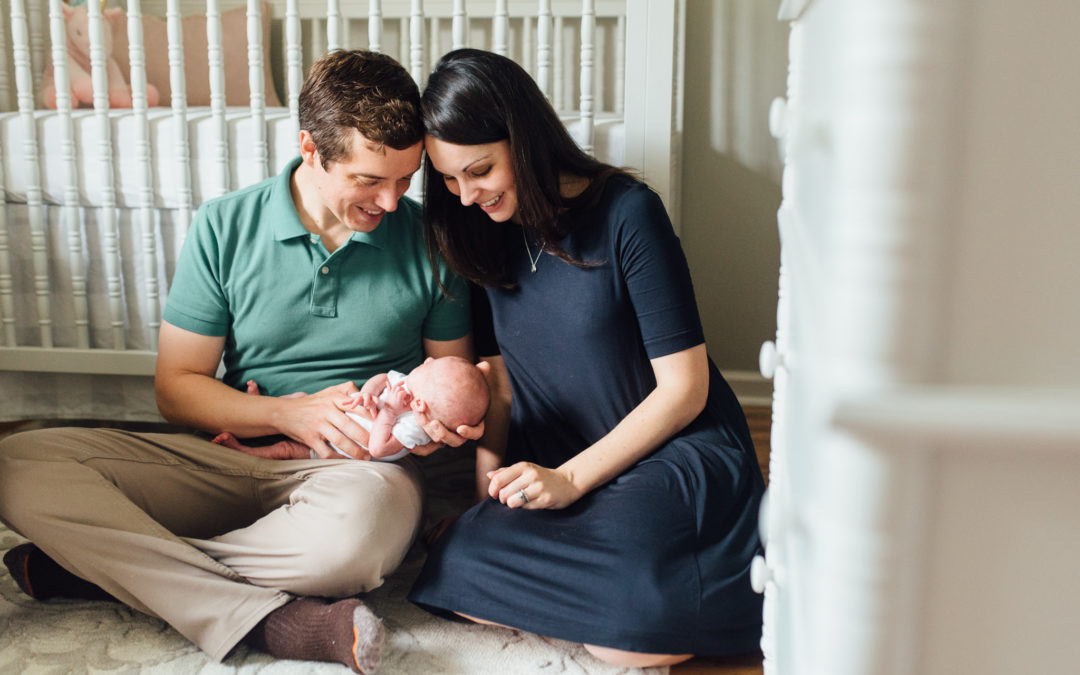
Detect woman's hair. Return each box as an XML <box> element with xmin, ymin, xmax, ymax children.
<box><xmin>421</xmin><ymin>48</ymin><xmax>635</xmax><ymax>288</ymax></box>
<box><xmin>299</xmin><ymin>50</ymin><xmax>423</xmax><ymax>167</ymax></box>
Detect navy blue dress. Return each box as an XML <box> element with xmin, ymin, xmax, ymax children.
<box><xmin>409</xmin><ymin>177</ymin><xmax>764</xmax><ymax>656</ymax></box>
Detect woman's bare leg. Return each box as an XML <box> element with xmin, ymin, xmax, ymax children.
<box><xmin>584</xmin><ymin>645</ymin><xmax>693</xmax><ymax>668</ymax></box>
<box><xmin>457</xmin><ymin>613</ymin><xmax>693</xmax><ymax>668</ymax></box>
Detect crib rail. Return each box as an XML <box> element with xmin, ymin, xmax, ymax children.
<box><xmin>0</xmin><ymin>0</ymin><xmax>684</xmax><ymax>419</ymax></box>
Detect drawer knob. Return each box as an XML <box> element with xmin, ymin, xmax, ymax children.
<box><xmin>769</xmin><ymin>97</ymin><xmax>788</xmax><ymax>139</ymax></box>
<box><xmin>759</xmin><ymin>340</ymin><xmax>783</xmax><ymax>379</ymax></box>
<box><xmin>750</xmin><ymin>555</ymin><xmax>772</xmax><ymax>593</ymax></box>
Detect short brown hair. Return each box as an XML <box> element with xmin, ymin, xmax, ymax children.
<box><xmin>299</xmin><ymin>50</ymin><xmax>423</xmax><ymax>167</ymax></box>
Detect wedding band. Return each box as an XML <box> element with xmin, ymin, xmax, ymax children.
<box><xmin>517</xmin><ymin>488</ymin><xmax>530</xmax><ymax>505</ymax></box>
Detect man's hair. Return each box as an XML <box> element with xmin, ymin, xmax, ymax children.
<box><xmin>299</xmin><ymin>49</ymin><xmax>423</xmax><ymax>167</ymax></box>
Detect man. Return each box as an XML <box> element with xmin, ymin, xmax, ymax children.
<box><xmin>0</xmin><ymin>50</ymin><xmax>480</xmax><ymax>673</ymax></box>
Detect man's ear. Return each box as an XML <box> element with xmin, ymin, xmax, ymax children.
<box><xmin>298</xmin><ymin>130</ymin><xmax>319</xmax><ymax>165</ymax></box>
<box><xmin>476</xmin><ymin>361</ymin><xmax>491</xmax><ymax>375</ymax></box>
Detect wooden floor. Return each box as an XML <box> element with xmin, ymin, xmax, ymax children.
<box><xmin>670</xmin><ymin>404</ymin><xmax>770</xmax><ymax>675</ymax></box>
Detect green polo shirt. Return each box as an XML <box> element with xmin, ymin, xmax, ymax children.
<box><xmin>163</xmin><ymin>157</ymin><xmax>470</xmax><ymax>396</ymax></box>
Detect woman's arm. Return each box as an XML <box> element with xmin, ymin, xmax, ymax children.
<box><xmin>486</xmin><ymin>343</ymin><xmax>708</xmax><ymax>509</ymax></box>
<box><xmin>155</xmin><ymin>321</ymin><xmax>374</xmax><ymax>458</ymax></box>
<box><xmin>474</xmin><ymin>355</ymin><xmax>512</xmax><ymax>502</ymax></box>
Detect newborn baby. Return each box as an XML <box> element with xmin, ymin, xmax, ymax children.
<box><xmin>213</xmin><ymin>356</ymin><xmax>490</xmax><ymax>461</ymax></box>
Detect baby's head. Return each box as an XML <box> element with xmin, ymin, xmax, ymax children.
<box><xmin>406</xmin><ymin>356</ymin><xmax>490</xmax><ymax>430</ymax></box>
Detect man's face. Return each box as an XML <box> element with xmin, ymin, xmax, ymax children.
<box><xmin>311</xmin><ymin>130</ymin><xmax>423</xmax><ymax>232</ymax></box>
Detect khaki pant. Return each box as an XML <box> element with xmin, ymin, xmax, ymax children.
<box><xmin>0</xmin><ymin>427</ymin><xmax>423</xmax><ymax>661</ymax></box>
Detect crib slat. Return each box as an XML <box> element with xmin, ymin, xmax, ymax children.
<box><xmin>369</xmin><ymin>0</ymin><xmax>382</xmax><ymax>52</ymax></box>
<box><xmin>536</xmin><ymin>1</ymin><xmax>551</xmax><ymax>98</ymax></box>
<box><xmin>327</xmin><ymin>0</ymin><xmax>342</xmax><ymax>52</ymax></box>
<box><xmin>207</xmin><ymin>0</ymin><xmax>230</xmax><ymax>198</ymax></box>
<box><xmin>0</xmin><ymin>124</ymin><xmax>13</xmax><ymax>345</ymax></box>
<box><xmin>46</xmin><ymin>0</ymin><xmax>73</xmax><ymax>146</ymax></box>
<box><xmin>451</xmin><ymin>0</ymin><xmax>466</xmax><ymax>50</ymax></box>
<box><xmin>493</xmin><ymin>0</ymin><xmax>508</xmax><ymax>56</ymax></box>
<box><xmin>87</xmin><ymin>0</ymin><xmax>126</xmax><ymax>350</ymax></box>
<box><xmin>410</xmin><ymin>0</ymin><xmax>423</xmax><ymax>84</ymax></box>
<box><xmin>247</xmin><ymin>0</ymin><xmax>269</xmax><ymax>180</ymax></box>
<box><xmin>614</xmin><ymin>13</ymin><xmax>625</xmax><ymax>115</ymax></box>
<box><xmin>0</xmin><ymin>0</ymin><xmax>12</xmax><ymax>111</ymax></box>
<box><xmin>552</xmin><ymin>15</ymin><xmax>564</xmax><ymax>111</ymax></box>
<box><xmin>167</xmin><ymin>0</ymin><xmax>194</xmax><ymax>244</ymax></box>
<box><xmin>12</xmin><ymin>0</ymin><xmax>53</xmax><ymax>348</ymax></box>
<box><xmin>579</xmin><ymin>0</ymin><xmax>594</xmax><ymax>154</ymax></box>
<box><xmin>128</xmin><ymin>0</ymin><xmax>161</xmax><ymax>350</ymax></box>
<box><xmin>48</xmin><ymin>0</ymin><xmax>89</xmax><ymax>349</ymax></box>
<box><xmin>26</xmin><ymin>0</ymin><xmax>45</xmax><ymax>96</ymax></box>
<box><xmin>286</xmin><ymin>0</ymin><xmax>302</xmax><ymax>151</ymax></box>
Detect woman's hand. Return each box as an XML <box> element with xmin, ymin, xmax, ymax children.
<box><xmin>486</xmin><ymin>462</ymin><xmax>583</xmax><ymax>510</ymax></box>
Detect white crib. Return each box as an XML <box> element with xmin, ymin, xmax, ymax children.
<box><xmin>754</xmin><ymin>1</ymin><xmax>1080</xmax><ymax>674</ymax></box>
<box><xmin>0</xmin><ymin>0</ymin><xmax>685</xmax><ymax>422</ymax></box>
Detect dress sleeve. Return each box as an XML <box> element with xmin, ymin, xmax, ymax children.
<box><xmin>614</xmin><ymin>183</ymin><xmax>705</xmax><ymax>359</ymax></box>
<box><xmin>161</xmin><ymin>203</ymin><xmax>230</xmax><ymax>336</ymax></box>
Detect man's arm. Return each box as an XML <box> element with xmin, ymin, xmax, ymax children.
<box><xmin>155</xmin><ymin>321</ymin><xmax>374</xmax><ymax>458</ymax></box>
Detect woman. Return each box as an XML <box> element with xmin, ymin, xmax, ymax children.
<box><xmin>409</xmin><ymin>49</ymin><xmax>765</xmax><ymax>668</ymax></box>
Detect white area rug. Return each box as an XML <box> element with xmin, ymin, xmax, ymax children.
<box><xmin>0</xmin><ymin>422</ymin><xmax>668</xmax><ymax>675</ymax></box>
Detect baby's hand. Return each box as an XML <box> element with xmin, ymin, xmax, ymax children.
<box><xmin>385</xmin><ymin>381</ymin><xmax>412</xmax><ymax>410</ymax></box>
<box><xmin>339</xmin><ymin>392</ymin><xmax>378</xmax><ymax>419</ymax></box>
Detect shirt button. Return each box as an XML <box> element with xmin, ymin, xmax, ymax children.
<box><xmin>309</xmin><ymin>236</ymin><xmax>318</xmax><ymax>244</ymax></box>
<box><xmin>320</xmin><ymin>266</ymin><xmax>330</xmax><ymax>275</ymax></box>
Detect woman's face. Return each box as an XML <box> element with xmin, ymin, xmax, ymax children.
<box><xmin>425</xmin><ymin>136</ymin><xmax>519</xmax><ymax>223</ymax></box>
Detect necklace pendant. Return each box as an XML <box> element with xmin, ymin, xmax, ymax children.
<box><xmin>522</xmin><ymin>228</ymin><xmax>544</xmax><ymax>274</ymax></box>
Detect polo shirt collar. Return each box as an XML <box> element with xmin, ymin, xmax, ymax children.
<box><xmin>270</xmin><ymin>156</ymin><xmax>392</xmax><ymax>250</ymax></box>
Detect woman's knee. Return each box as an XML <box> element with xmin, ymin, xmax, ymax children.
<box><xmin>583</xmin><ymin>644</ymin><xmax>693</xmax><ymax>668</ymax></box>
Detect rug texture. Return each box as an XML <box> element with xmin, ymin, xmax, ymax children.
<box><xmin>0</xmin><ymin>421</ymin><xmax>667</xmax><ymax>675</ymax></box>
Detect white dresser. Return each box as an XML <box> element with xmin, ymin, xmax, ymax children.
<box><xmin>753</xmin><ymin>1</ymin><xmax>1080</xmax><ymax>674</ymax></box>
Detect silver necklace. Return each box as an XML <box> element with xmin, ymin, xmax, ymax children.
<box><xmin>522</xmin><ymin>229</ymin><xmax>544</xmax><ymax>273</ymax></box>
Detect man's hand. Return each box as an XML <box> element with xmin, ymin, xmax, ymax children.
<box><xmin>275</xmin><ymin>382</ymin><xmax>374</xmax><ymax>460</ymax></box>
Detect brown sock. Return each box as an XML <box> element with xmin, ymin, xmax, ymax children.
<box><xmin>245</xmin><ymin>596</ymin><xmax>385</xmax><ymax>673</ymax></box>
<box><xmin>2</xmin><ymin>543</ymin><xmax>118</xmax><ymax>602</ymax></box>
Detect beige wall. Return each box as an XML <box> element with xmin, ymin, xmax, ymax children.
<box><xmin>680</xmin><ymin>1</ymin><xmax>787</xmax><ymax>375</ymax></box>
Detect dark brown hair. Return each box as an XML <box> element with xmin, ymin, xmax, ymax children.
<box><xmin>299</xmin><ymin>50</ymin><xmax>423</xmax><ymax>166</ymax></box>
<box><xmin>421</xmin><ymin>49</ymin><xmax>634</xmax><ymax>288</ymax></box>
